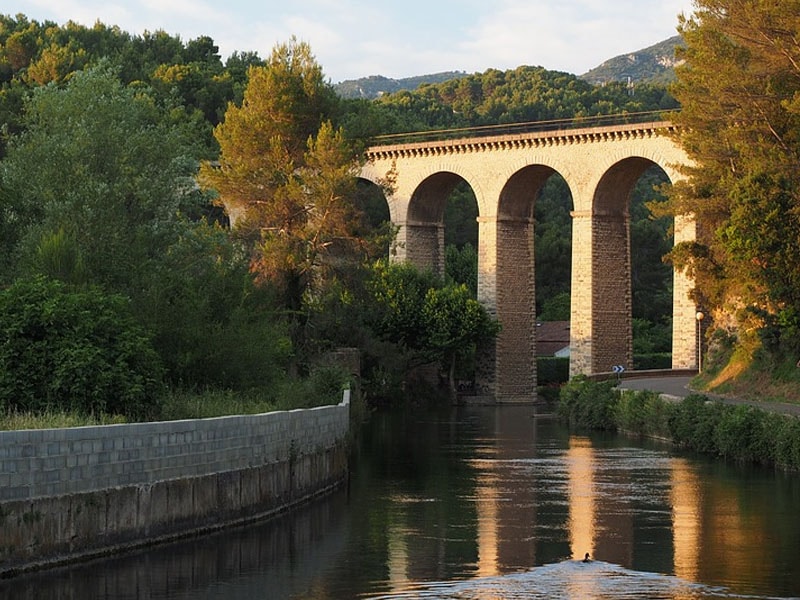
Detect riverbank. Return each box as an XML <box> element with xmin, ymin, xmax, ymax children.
<box><xmin>0</xmin><ymin>392</ymin><xmax>351</xmax><ymax>577</ymax></box>
<box><xmin>558</xmin><ymin>376</ymin><xmax>800</xmax><ymax>471</ymax></box>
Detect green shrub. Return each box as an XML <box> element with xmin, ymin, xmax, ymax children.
<box><xmin>616</xmin><ymin>389</ymin><xmax>672</xmax><ymax>438</ymax></box>
<box><xmin>667</xmin><ymin>394</ymin><xmax>721</xmax><ymax>454</ymax></box>
<box><xmin>0</xmin><ymin>276</ymin><xmax>164</xmax><ymax>419</ymax></box>
<box><xmin>773</xmin><ymin>415</ymin><xmax>800</xmax><ymax>471</ymax></box>
<box><xmin>633</xmin><ymin>353</ymin><xmax>672</xmax><ymax>370</ymax></box>
<box><xmin>558</xmin><ymin>376</ymin><xmax>618</xmax><ymax>430</ymax></box>
<box><xmin>561</xmin><ymin>378</ymin><xmax>800</xmax><ymax>471</ymax></box>
<box><xmin>713</xmin><ymin>404</ymin><xmax>765</xmax><ymax>462</ymax></box>
<box><xmin>272</xmin><ymin>366</ymin><xmax>351</xmax><ymax>411</ymax></box>
<box><xmin>537</xmin><ymin>357</ymin><xmax>570</xmax><ymax>385</ymax></box>
<box><xmin>157</xmin><ymin>388</ymin><xmax>278</xmax><ymax>421</ymax></box>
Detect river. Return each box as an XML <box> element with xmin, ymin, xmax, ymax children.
<box><xmin>3</xmin><ymin>404</ymin><xmax>800</xmax><ymax>599</ymax></box>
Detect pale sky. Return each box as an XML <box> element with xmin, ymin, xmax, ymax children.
<box><xmin>7</xmin><ymin>0</ymin><xmax>695</xmax><ymax>83</ymax></box>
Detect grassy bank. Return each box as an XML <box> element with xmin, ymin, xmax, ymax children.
<box><xmin>558</xmin><ymin>376</ymin><xmax>800</xmax><ymax>471</ymax></box>
<box><xmin>0</xmin><ymin>367</ymin><xmax>361</xmax><ymax>431</ymax></box>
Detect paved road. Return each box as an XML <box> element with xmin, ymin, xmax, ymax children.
<box><xmin>618</xmin><ymin>376</ymin><xmax>694</xmax><ymax>398</ymax></box>
<box><xmin>618</xmin><ymin>375</ymin><xmax>800</xmax><ymax>417</ymax></box>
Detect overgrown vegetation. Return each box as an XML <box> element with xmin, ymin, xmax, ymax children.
<box><xmin>0</xmin><ymin>21</ymin><xmax>506</xmax><ymax>425</ymax></box>
<box><xmin>0</xmin><ymin>276</ymin><xmax>164</xmax><ymax>420</ymax></box>
<box><xmin>1</xmin><ymin>366</ymin><xmax>354</xmax><ymax>431</ymax></box>
<box><xmin>658</xmin><ymin>0</ymin><xmax>800</xmax><ymax>395</ymax></box>
<box><xmin>558</xmin><ymin>377</ymin><xmax>800</xmax><ymax>471</ymax></box>
<box><xmin>7</xmin><ymin>3</ymin><xmax>799</xmax><ymax>426</ymax></box>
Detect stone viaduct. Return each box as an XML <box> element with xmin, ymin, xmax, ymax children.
<box><xmin>359</xmin><ymin>118</ymin><xmax>695</xmax><ymax>402</ymax></box>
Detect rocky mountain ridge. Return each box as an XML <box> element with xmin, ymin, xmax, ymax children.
<box><xmin>333</xmin><ymin>35</ymin><xmax>684</xmax><ymax>99</ymax></box>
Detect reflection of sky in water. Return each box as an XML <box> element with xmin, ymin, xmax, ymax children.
<box><xmin>365</xmin><ymin>560</ymin><xmax>779</xmax><ymax>600</ymax></box>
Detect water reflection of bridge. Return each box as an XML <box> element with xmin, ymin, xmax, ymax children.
<box><xmin>381</xmin><ymin>408</ymin><xmax>765</xmax><ymax>597</ymax></box>
<box><xmin>361</xmin><ymin>112</ymin><xmax>696</xmax><ymax>402</ymax></box>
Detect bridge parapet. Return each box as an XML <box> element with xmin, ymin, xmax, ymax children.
<box><xmin>366</xmin><ymin>109</ymin><xmax>678</xmax><ymax>151</ymax></box>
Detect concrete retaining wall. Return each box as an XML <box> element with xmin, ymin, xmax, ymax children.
<box><xmin>0</xmin><ymin>392</ymin><xmax>351</xmax><ymax>576</ymax></box>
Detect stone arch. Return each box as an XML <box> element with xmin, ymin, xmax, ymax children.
<box><xmin>355</xmin><ymin>176</ymin><xmax>392</xmax><ymax>258</ymax></box>
<box><xmin>478</xmin><ymin>163</ymin><xmax>574</xmax><ymax>400</ymax></box>
<box><xmin>591</xmin><ymin>151</ymin><xmax>697</xmax><ymax>371</ymax></box>
<box><xmin>584</xmin><ymin>157</ymin><xmax>658</xmax><ymax>372</ymax></box>
<box><xmin>404</xmin><ymin>170</ymin><xmax>480</xmax><ymax>277</ymax></box>
<box><xmin>362</xmin><ymin>121</ymin><xmax>698</xmax><ymax>397</ymax></box>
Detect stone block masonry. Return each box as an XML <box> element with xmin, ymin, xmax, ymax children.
<box><xmin>361</xmin><ymin>120</ymin><xmax>697</xmax><ymax>399</ymax></box>
<box><xmin>0</xmin><ymin>392</ymin><xmax>351</xmax><ymax>576</ymax></box>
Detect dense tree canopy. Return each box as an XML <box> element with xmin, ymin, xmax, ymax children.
<box><xmin>1</xmin><ymin>63</ymin><xmax>204</xmax><ymax>287</ymax></box>
<box><xmin>0</xmin><ymin>13</ymin><xmax>263</xmax><ymax>156</ymax></box>
<box><xmin>667</xmin><ymin>0</ymin><xmax>800</xmax><ymax>356</ymax></box>
<box><xmin>0</xmin><ymin>61</ymin><xmax>291</xmax><ymax>407</ymax></box>
<box><xmin>354</xmin><ymin>66</ymin><xmax>678</xmax><ymax>135</ymax></box>
<box><xmin>0</xmin><ymin>276</ymin><xmax>163</xmax><ymax>418</ymax></box>
<box><xmin>0</xmin><ymin>13</ymin><xmax>688</xmax><ymax>408</ymax></box>
<box><xmin>368</xmin><ymin>260</ymin><xmax>499</xmax><ymax>393</ymax></box>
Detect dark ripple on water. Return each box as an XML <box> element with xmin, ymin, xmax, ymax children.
<box><xmin>362</xmin><ymin>560</ymin><xmax>799</xmax><ymax>600</ymax></box>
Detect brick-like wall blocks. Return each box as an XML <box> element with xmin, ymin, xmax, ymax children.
<box><xmin>359</xmin><ymin>122</ymin><xmax>694</xmax><ymax>402</ymax></box>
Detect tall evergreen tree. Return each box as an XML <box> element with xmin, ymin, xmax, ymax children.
<box><xmin>199</xmin><ymin>39</ymin><xmax>367</xmax><ymax>313</ymax></box>
<box><xmin>665</xmin><ymin>0</ymin><xmax>800</xmax><ymax>353</ymax></box>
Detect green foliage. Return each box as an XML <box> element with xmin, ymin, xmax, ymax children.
<box><xmin>615</xmin><ymin>389</ymin><xmax>672</xmax><ymax>438</ymax></box>
<box><xmin>335</xmin><ymin>71</ymin><xmax>469</xmax><ymax>100</ymax></box>
<box><xmin>666</xmin><ymin>394</ymin><xmax>722</xmax><ymax>454</ymax></box>
<box><xmin>561</xmin><ymin>380</ymin><xmax>800</xmax><ymax>471</ymax></box>
<box><xmin>557</xmin><ymin>376</ymin><xmax>618</xmax><ymax>430</ymax></box>
<box><xmin>33</xmin><ymin>228</ymin><xmax>88</xmax><ymax>286</ymax></box>
<box><xmin>445</xmin><ymin>243</ymin><xmax>477</xmax><ymax>296</ymax></box>
<box><xmin>669</xmin><ymin>395</ymin><xmax>793</xmax><ymax>466</ymax></box>
<box><xmin>422</xmin><ymin>283</ymin><xmax>500</xmax><ymax>387</ymax></box>
<box><xmin>534</xmin><ymin>175</ymin><xmax>573</xmax><ymax>314</ymax></box>
<box><xmin>0</xmin><ymin>409</ymin><xmax>126</xmax><ymax>431</ymax></box>
<box><xmin>155</xmin><ymin>388</ymin><xmax>277</xmax><ymax>421</ymax></box>
<box><xmin>272</xmin><ymin>366</ymin><xmax>351</xmax><ymax>410</ymax></box>
<box><xmin>0</xmin><ymin>59</ymin><xmax>297</xmax><ymax>396</ymax></box>
<box><xmin>631</xmin><ymin>169</ymin><xmax>673</xmax><ymax>323</ymax></box>
<box><xmin>0</xmin><ymin>276</ymin><xmax>163</xmax><ymax>419</ymax></box>
<box><xmin>138</xmin><ymin>214</ymin><xmax>293</xmax><ymax>390</ymax></box>
<box><xmin>536</xmin><ymin>357</ymin><xmax>570</xmax><ymax>386</ymax></box>
<box><xmin>368</xmin><ymin>260</ymin><xmax>440</xmax><ymax>351</ymax></box>
<box><xmin>371</xmin><ymin>66</ymin><xmax>675</xmax><ymax>131</ymax></box>
<box><xmin>632</xmin><ymin>318</ymin><xmax>671</xmax><ymax>355</ymax></box>
<box><xmin>712</xmin><ymin>404</ymin><xmax>769</xmax><ymax>463</ymax></box>
<box><xmin>0</xmin><ymin>14</ymin><xmax>258</xmax><ymax>152</ymax></box>
<box><xmin>633</xmin><ymin>353</ymin><xmax>672</xmax><ymax>370</ymax></box>
<box><xmin>159</xmin><ymin>366</ymin><xmax>347</xmax><ymax>420</ymax></box>
<box><xmin>772</xmin><ymin>414</ymin><xmax>800</xmax><ymax>470</ymax></box>
<box><xmin>368</xmin><ymin>260</ymin><xmax>498</xmax><ymax>391</ymax></box>
<box><xmin>1</xmin><ymin>63</ymin><xmax>206</xmax><ymax>289</ymax></box>
<box><xmin>539</xmin><ymin>292</ymin><xmax>571</xmax><ymax>322</ymax></box>
<box><xmin>200</xmin><ymin>40</ymin><xmax>370</xmax><ymax>317</ymax></box>
<box><xmin>443</xmin><ymin>182</ymin><xmax>479</xmax><ymax>248</ymax></box>
<box><xmin>666</xmin><ymin>0</ymin><xmax>800</xmax><ymax>355</ymax></box>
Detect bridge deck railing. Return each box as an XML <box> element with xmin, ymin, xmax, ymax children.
<box><xmin>367</xmin><ymin>109</ymin><xmax>679</xmax><ymax>146</ymax></box>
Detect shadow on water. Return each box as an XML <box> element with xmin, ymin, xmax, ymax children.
<box><xmin>0</xmin><ymin>488</ymin><xmax>353</xmax><ymax>600</ymax></box>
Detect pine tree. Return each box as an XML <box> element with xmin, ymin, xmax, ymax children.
<box><xmin>199</xmin><ymin>39</ymin><xmax>366</xmax><ymax>312</ymax></box>
<box><xmin>665</xmin><ymin>0</ymin><xmax>800</xmax><ymax>353</ymax></box>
